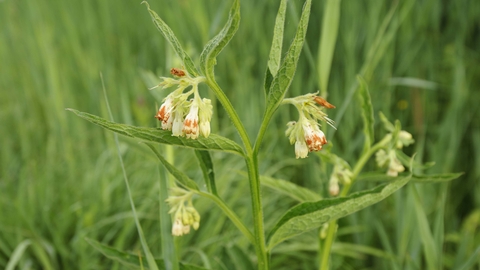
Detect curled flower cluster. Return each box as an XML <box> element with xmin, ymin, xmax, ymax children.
<box><xmin>152</xmin><ymin>68</ymin><xmax>212</xmax><ymax>139</ymax></box>
<box><xmin>165</xmin><ymin>187</ymin><xmax>201</xmax><ymax>236</ymax></box>
<box><xmin>328</xmin><ymin>163</ymin><xmax>353</xmax><ymax>196</ymax></box>
<box><xmin>375</xmin><ymin>120</ymin><xmax>415</xmax><ymax>176</ymax></box>
<box><xmin>283</xmin><ymin>93</ymin><xmax>335</xmax><ymax>159</ymax></box>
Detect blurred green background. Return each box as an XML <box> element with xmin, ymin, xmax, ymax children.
<box><xmin>1</xmin><ymin>0</ymin><xmax>479</xmax><ymax>269</ymax></box>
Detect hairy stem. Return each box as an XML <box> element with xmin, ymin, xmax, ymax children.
<box><xmin>206</xmin><ymin>78</ymin><xmax>268</xmax><ymax>269</ymax></box>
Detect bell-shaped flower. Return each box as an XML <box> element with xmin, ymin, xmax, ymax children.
<box><xmin>183</xmin><ymin>101</ymin><xmax>200</xmax><ymax>139</ymax></box>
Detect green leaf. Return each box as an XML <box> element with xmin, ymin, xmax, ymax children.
<box><xmin>357</xmin><ymin>172</ymin><xmax>463</xmax><ymax>183</ymax></box>
<box><xmin>357</xmin><ymin>75</ymin><xmax>375</xmax><ymax>152</ymax></box>
<box><xmin>85</xmin><ymin>238</ymin><xmax>207</xmax><ymax>270</ymax></box>
<box><xmin>67</xmin><ymin>109</ymin><xmax>244</xmax><ymax>156</ymax></box>
<box><xmin>265</xmin><ymin>0</ymin><xmax>312</xmax><ymax>116</ymax></box>
<box><xmin>317</xmin><ymin>0</ymin><xmax>341</xmax><ymax>96</ymax></box>
<box><xmin>194</xmin><ymin>150</ymin><xmax>217</xmax><ymax>195</ymax></box>
<box><xmin>143</xmin><ymin>2</ymin><xmax>199</xmax><ymax>77</ymax></box>
<box><xmin>267</xmin><ymin>175</ymin><xmax>411</xmax><ymax>249</ymax></box>
<box><xmin>199</xmin><ymin>0</ymin><xmax>240</xmax><ymax>79</ymax></box>
<box><xmin>267</xmin><ymin>0</ymin><xmax>287</xmax><ymax>77</ymax></box>
<box><xmin>260</xmin><ymin>175</ymin><xmax>322</xmax><ymax>202</ymax></box>
<box><xmin>146</xmin><ymin>144</ymin><xmax>199</xmax><ymax>191</ymax></box>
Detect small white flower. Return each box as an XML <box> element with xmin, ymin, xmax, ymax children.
<box><xmin>172</xmin><ymin>110</ymin><xmax>185</xmax><ymax>137</ymax></box>
<box><xmin>295</xmin><ymin>140</ymin><xmax>309</xmax><ymax>159</ymax></box>
<box><xmin>329</xmin><ymin>179</ymin><xmax>339</xmax><ymax>196</ymax></box>
<box><xmin>182</xmin><ymin>225</ymin><xmax>191</xmax><ymax>235</ymax></box>
<box><xmin>397</xmin><ymin>131</ymin><xmax>414</xmax><ymax>149</ymax></box>
<box><xmin>199</xmin><ymin>98</ymin><xmax>213</xmax><ymax>138</ymax></box>
<box><xmin>183</xmin><ymin>102</ymin><xmax>199</xmax><ymax>139</ymax></box>
<box><xmin>172</xmin><ymin>219</ymin><xmax>184</xmax><ymax>236</ymax></box>
<box><xmin>155</xmin><ymin>97</ymin><xmax>174</xmax><ymax>130</ymax></box>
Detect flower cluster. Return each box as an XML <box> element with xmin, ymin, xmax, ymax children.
<box><xmin>283</xmin><ymin>93</ymin><xmax>335</xmax><ymax>158</ymax></box>
<box><xmin>375</xmin><ymin>117</ymin><xmax>415</xmax><ymax>176</ymax></box>
<box><xmin>165</xmin><ymin>187</ymin><xmax>201</xmax><ymax>236</ymax></box>
<box><xmin>152</xmin><ymin>68</ymin><xmax>212</xmax><ymax>139</ymax></box>
<box><xmin>328</xmin><ymin>162</ymin><xmax>353</xmax><ymax>196</ymax></box>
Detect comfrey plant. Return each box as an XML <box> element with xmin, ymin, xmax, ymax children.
<box><xmin>68</xmin><ymin>0</ymin><xmax>461</xmax><ymax>269</ymax></box>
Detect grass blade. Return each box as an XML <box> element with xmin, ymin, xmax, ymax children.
<box><xmin>101</xmin><ymin>75</ymin><xmax>159</xmax><ymax>270</ymax></box>
<box><xmin>317</xmin><ymin>0</ymin><xmax>341</xmax><ymax>97</ymax></box>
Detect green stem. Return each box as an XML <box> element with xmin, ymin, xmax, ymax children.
<box><xmin>197</xmin><ymin>191</ymin><xmax>255</xmax><ymax>244</ymax></box>
<box><xmin>319</xmin><ymin>137</ymin><xmax>390</xmax><ymax>270</ymax></box>
<box><xmin>246</xmin><ymin>155</ymin><xmax>269</xmax><ymax>269</ymax></box>
<box><xmin>205</xmin><ymin>78</ymin><xmax>268</xmax><ymax>269</ymax></box>
<box><xmin>319</xmin><ymin>221</ymin><xmax>336</xmax><ymax>270</ymax></box>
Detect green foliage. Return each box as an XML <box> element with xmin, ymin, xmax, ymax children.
<box><xmin>267</xmin><ymin>175</ymin><xmax>411</xmax><ymax>249</ymax></box>
<box><xmin>1</xmin><ymin>0</ymin><xmax>478</xmax><ymax>269</ymax></box>
<box><xmin>85</xmin><ymin>238</ymin><xmax>206</xmax><ymax>270</ymax></box>
<box><xmin>67</xmin><ymin>109</ymin><xmax>244</xmax><ymax>156</ymax></box>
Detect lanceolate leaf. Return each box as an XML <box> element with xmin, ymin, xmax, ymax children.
<box><xmin>267</xmin><ymin>0</ymin><xmax>287</xmax><ymax>77</ymax></box>
<box><xmin>67</xmin><ymin>109</ymin><xmax>244</xmax><ymax>156</ymax></box>
<box><xmin>146</xmin><ymin>144</ymin><xmax>199</xmax><ymax>191</ymax></box>
<box><xmin>265</xmin><ymin>0</ymin><xmax>312</xmax><ymax>118</ymax></box>
<box><xmin>143</xmin><ymin>2</ymin><xmax>199</xmax><ymax>77</ymax></box>
<box><xmin>260</xmin><ymin>175</ymin><xmax>322</xmax><ymax>202</ymax></box>
<box><xmin>357</xmin><ymin>172</ymin><xmax>463</xmax><ymax>183</ymax></box>
<box><xmin>85</xmin><ymin>238</ymin><xmax>207</xmax><ymax>270</ymax></box>
<box><xmin>267</xmin><ymin>175</ymin><xmax>411</xmax><ymax>250</ymax></box>
<box><xmin>200</xmin><ymin>0</ymin><xmax>240</xmax><ymax>79</ymax></box>
<box><xmin>194</xmin><ymin>150</ymin><xmax>217</xmax><ymax>195</ymax></box>
<box><xmin>357</xmin><ymin>75</ymin><xmax>374</xmax><ymax>152</ymax></box>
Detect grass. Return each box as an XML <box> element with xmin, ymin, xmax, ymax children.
<box><xmin>1</xmin><ymin>0</ymin><xmax>479</xmax><ymax>269</ymax></box>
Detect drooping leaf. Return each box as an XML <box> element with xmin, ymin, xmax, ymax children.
<box><xmin>146</xmin><ymin>143</ymin><xmax>199</xmax><ymax>191</ymax></box>
<box><xmin>357</xmin><ymin>75</ymin><xmax>375</xmax><ymax>152</ymax></box>
<box><xmin>357</xmin><ymin>172</ymin><xmax>463</xmax><ymax>183</ymax></box>
<box><xmin>260</xmin><ymin>175</ymin><xmax>322</xmax><ymax>202</ymax></box>
<box><xmin>265</xmin><ymin>0</ymin><xmax>312</xmax><ymax>116</ymax></box>
<box><xmin>195</xmin><ymin>150</ymin><xmax>217</xmax><ymax>195</ymax></box>
<box><xmin>200</xmin><ymin>0</ymin><xmax>240</xmax><ymax>79</ymax></box>
<box><xmin>143</xmin><ymin>2</ymin><xmax>199</xmax><ymax>77</ymax></box>
<box><xmin>67</xmin><ymin>109</ymin><xmax>244</xmax><ymax>156</ymax></box>
<box><xmin>267</xmin><ymin>0</ymin><xmax>287</xmax><ymax>77</ymax></box>
<box><xmin>267</xmin><ymin>175</ymin><xmax>411</xmax><ymax>249</ymax></box>
<box><xmin>85</xmin><ymin>238</ymin><xmax>207</xmax><ymax>270</ymax></box>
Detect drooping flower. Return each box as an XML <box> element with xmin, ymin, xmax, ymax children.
<box><xmin>199</xmin><ymin>98</ymin><xmax>213</xmax><ymax>138</ymax></box>
<box><xmin>155</xmin><ymin>96</ymin><xmax>174</xmax><ymax>130</ymax></box>
<box><xmin>183</xmin><ymin>101</ymin><xmax>200</xmax><ymax>139</ymax></box>
<box><xmin>303</xmin><ymin>120</ymin><xmax>327</xmax><ymax>152</ymax></box>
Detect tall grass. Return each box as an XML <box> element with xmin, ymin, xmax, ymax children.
<box><xmin>1</xmin><ymin>0</ymin><xmax>479</xmax><ymax>269</ymax></box>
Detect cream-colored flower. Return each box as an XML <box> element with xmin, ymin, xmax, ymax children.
<box><xmin>183</xmin><ymin>101</ymin><xmax>200</xmax><ymax>139</ymax></box>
